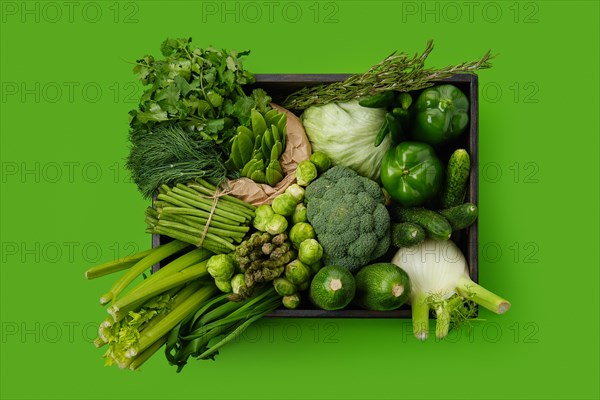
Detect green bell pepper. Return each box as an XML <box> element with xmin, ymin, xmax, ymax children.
<box><xmin>412</xmin><ymin>84</ymin><xmax>469</xmax><ymax>145</ymax></box>
<box><xmin>380</xmin><ymin>141</ymin><xmax>444</xmax><ymax>206</ymax></box>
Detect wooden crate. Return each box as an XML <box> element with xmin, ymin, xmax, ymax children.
<box><xmin>154</xmin><ymin>73</ymin><xmax>479</xmax><ymax>318</ymax></box>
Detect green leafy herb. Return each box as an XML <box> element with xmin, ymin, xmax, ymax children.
<box><xmin>129</xmin><ymin>38</ymin><xmax>271</xmax><ymax>145</ymax></box>
<box><xmin>127</xmin><ymin>125</ymin><xmax>230</xmax><ymax>198</ymax></box>
<box><xmin>283</xmin><ymin>40</ymin><xmax>494</xmax><ymax>111</ymax></box>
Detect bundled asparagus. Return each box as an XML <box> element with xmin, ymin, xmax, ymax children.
<box><xmin>145</xmin><ymin>178</ymin><xmax>256</xmax><ymax>253</ymax></box>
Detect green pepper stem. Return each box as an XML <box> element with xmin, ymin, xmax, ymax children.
<box><xmin>456</xmin><ymin>276</ymin><xmax>511</xmax><ymax>314</ymax></box>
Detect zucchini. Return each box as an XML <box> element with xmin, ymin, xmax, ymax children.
<box><xmin>391</xmin><ymin>222</ymin><xmax>425</xmax><ymax>248</ymax></box>
<box><xmin>309</xmin><ymin>266</ymin><xmax>355</xmax><ymax>311</ymax></box>
<box><xmin>354</xmin><ymin>263</ymin><xmax>411</xmax><ymax>311</ymax></box>
<box><xmin>440</xmin><ymin>149</ymin><xmax>471</xmax><ymax>208</ymax></box>
<box><xmin>438</xmin><ymin>203</ymin><xmax>479</xmax><ymax>231</ymax></box>
<box><xmin>391</xmin><ymin>207</ymin><xmax>452</xmax><ymax>241</ymax></box>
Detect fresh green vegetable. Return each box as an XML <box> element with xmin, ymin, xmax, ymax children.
<box><xmin>285</xmin><ymin>259</ymin><xmax>311</xmax><ymax>285</ymax></box>
<box><xmin>292</xmin><ymin>203</ymin><xmax>308</xmax><ymax>224</ymax></box>
<box><xmin>129</xmin><ymin>38</ymin><xmax>269</xmax><ymax>139</ymax></box>
<box><xmin>233</xmin><ymin>232</ymin><xmax>296</xmax><ymax>298</ymax></box>
<box><xmin>390</xmin><ymin>207</ymin><xmax>452</xmax><ymax>241</ymax></box>
<box><xmin>354</xmin><ymin>263</ymin><xmax>411</xmax><ymax>311</ymax></box>
<box><xmin>265</xmin><ymin>214</ymin><xmax>288</xmax><ymax>235</ymax></box>
<box><xmin>214</xmin><ymin>279</ymin><xmax>232</xmax><ymax>293</ymax></box>
<box><xmin>289</xmin><ymin>222</ymin><xmax>316</xmax><ymax>248</ymax></box>
<box><xmin>391</xmin><ymin>239</ymin><xmax>511</xmax><ymax>340</ymax></box>
<box><xmin>305</xmin><ymin>166</ymin><xmax>390</xmax><ymax>272</ymax></box>
<box><xmin>296</xmin><ymin>160</ymin><xmax>318</xmax><ymax>186</ymax></box>
<box><xmin>165</xmin><ymin>287</ymin><xmax>281</xmax><ymax>371</ymax></box>
<box><xmin>309</xmin><ymin>151</ymin><xmax>332</xmax><ymax>174</ymax></box>
<box><xmin>271</xmin><ymin>193</ymin><xmax>298</xmax><ymax>216</ymax></box>
<box><xmin>391</xmin><ymin>222</ymin><xmax>426</xmax><ymax>248</ymax></box>
<box><xmin>253</xmin><ymin>204</ymin><xmax>275</xmax><ymax>232</ymax></box>
<box><xmin>438</xmin><ymin>203</ymin><xmax>479</xmax><ymax>231</ymax></box>
<box><xmin>145</xmin><ymin>180</ymin><xmax>255</xmax><ymax>253</ymax></box>
<box><xmin>298</xmin><ymin>280</ymin><xmax>310</xmax><ymax>291</ymax></box>
<box><xmin>307</xmin><ymin>260</ymin><xmax>323</xmax><ymax>276</ymax></box>
<box><xmin>127</xmin><ymin>126</ymin><xmax>231</xmax><ymax>199</ymax></box>
<box><xmin>207</xmin><ymin>254</ymin><xmax>235</xmax><ymax>281</ymax></box>
<box><xmin>440</xmin><ymin>149</ymin><xmax>471</xmax><ymax>208</ymax></box>
<box><xmin>380</xmin><ymin>141</ymin><xmax>444</xmax><ymax>207</ymax></box>
<box><xmin>231</xmin><ymin>274</ymin><xmax>246</xmax><ymax>295</ymax></box>
<box><xmin>373</xmin><ymin>114</ymin><xmax>390</xmax><ymax>147</ymax></box>
<box><xmin>232</xmin><ymin>108</ymin><xmax>287</xmax><ymax>186</ymax></box>
<box><xmin>273</xmin><ymin>277</ymin><xmax>297</xmax><ymax>296</ymax></box>
<box><xmin>284</xmin><ymin>41</ymin><xmax>493</xmax><ymax>111</ymax></box>
<box><xmin>298</xmin><ymin>239</ymin><xmax>323</xmax><ymax>265</ymax></box>
<box><xmin>412</xmin><ymin>84</ymin><xmax>469</xmax><ymax>145</ymax></box>
<box><xmin>85</xmin><ymin>243</ymin><xmax>218</xmax><ymax>369</ymax></box>
<box><xmin>358</xmin><ymin>90</ymin><xmax>395</xmax><ymax>108</ymax></box>
<box><xmin>285</xmin><ymin>184</ymin><xmax>305</xmax><ymax>203</ymax></box>
<box><xmin>309</xmin><ymin>266</ymin><xmax>356</xmax><ymax>311</ymax></box>
<box><xmin>282</xmin><ymin>294</ymin><xmax>301</xmax><ymax>309</ymax></box>
<box><xmin>301</xmin><ymin>101</ymin><xmax>389</xmax><ymax>181</ymax></box>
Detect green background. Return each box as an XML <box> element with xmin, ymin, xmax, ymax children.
<box><xmin>1</xmin><ymin>0</ymin><xmax>598</xmax><ymax>399</ymax></box>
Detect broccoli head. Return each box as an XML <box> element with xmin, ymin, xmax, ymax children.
<box><xmin>305</xmin><ymin>166</ymin><xmax>390</xmax><ymax>272</ymax></box>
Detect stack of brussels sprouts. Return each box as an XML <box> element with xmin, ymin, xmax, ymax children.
<box><xmin>204</xmin><ymin>152</ymin><xmax>331</xmax><ymax>309</ymax></box>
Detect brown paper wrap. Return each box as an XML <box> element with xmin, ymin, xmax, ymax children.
<box><xmin>225</xmin><ymin>104</ymin><xmax>312</xmax><ymax>206</ymax></box>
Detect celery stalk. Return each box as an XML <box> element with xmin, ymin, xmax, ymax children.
<box><xmin>85</xmin><ymin>248</ymin><xmax>153</xmax><ymax>280</ymax></box>
<box><xmin>132</xmin><ymin>285</ymin><xmax>217</xmax><ymax>357</ymax></box>
<box><xmin>99</xmin><ymin>240</ymin><xmax>190</xmax><ymax>305</ymax></box>
<box><xmin>108</xmin><ymin>261</ymin><xmax>210</xmax><ymax>320</ymax></box>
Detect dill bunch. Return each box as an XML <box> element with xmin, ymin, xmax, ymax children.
<box><xmin>127</xmin><ymin>125</ymin><xmax>231</xmax><ymax>198</ymax></box>
<box><xmin>283</xmin><ymin>40</ymin><xmax>494</xmax><ymax>111</ymax></box>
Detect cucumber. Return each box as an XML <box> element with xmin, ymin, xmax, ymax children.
<box><xmin>358</xmin><ymin>91</ymin><xmax>395</xmax><ymax>108</ymax></box>
<box><xmin>438</xmin><ymin>203</ymin><xmax>479</xmax><ymax>231</ymax></box>
<box><xmin>309</xmin><ymin>266</ymin><xmax>355</xmax><ymax>311</ymax></box>
<box><xmin>440</xmin><ymin>149</ymin><xmax>471</xmax><ymax>208</ymax></box>
<box><xmin>391</xmin><ymin>222</ymin><xmax>426</xmax><ymax>248</ymax></box>
<box><xmin>354</xmin><ymin>263</ymin><xmax>411</xmax><ymax>311</ymax></box>
<box><xmin>390</xmin><ymin>207</ymin><xmax>452</xmax><ymax>241</ymax></box>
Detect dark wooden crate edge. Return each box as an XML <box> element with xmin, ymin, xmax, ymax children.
<box><xmin>152</xmin><ymin>73</ymin><xmax>480</xmax><ymax>319</ymax></box>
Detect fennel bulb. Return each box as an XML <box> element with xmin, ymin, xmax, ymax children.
<box><xmin>392</xmin><ymin>239</ymin><xmax>510</xmax><ymax>341</ymax></box>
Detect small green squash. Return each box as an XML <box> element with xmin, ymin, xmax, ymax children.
<box><xmin>354</xmin><ymin>263</ymin><xmax>411</xmax><ymax>311</ymax></box>
<box><xmin>309</xmin><ymin>266</ymin><xmax>355</xmax><ymax>311</ymax></box>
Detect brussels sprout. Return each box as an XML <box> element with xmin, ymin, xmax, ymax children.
<box><xmin>310</xmin><ymin>151</ymin><xmax>332</xmax><ymax>174</ymax></box>
<box><xmin>307</xmin><ymin>259</ymin><xmax>323</xmax><ymax>275</ymax></box>
<box><xmin>271</xmin><ymin>193</ymin><xmax>297</xmax><ymax>216</ymax></box>
<box><xmin>289</xmin><ymin>222</ymin><xmax>316</xmax><ymax>248</ymax></box>
<box><xmin>214</xmin><ymin>278</ymin><xmax>232</xmax><ymax>293</ymax></box>
<box><xmin>285</xmin><ymin>184</ymin><xmax>305</xmax><ymax>203</ymax></box>
<box><xmin>265</xmin><ymin>214</ymin><xmax>288</xmax><ymax>235</ymax></box>
<box><xmin>253</xmin><ymin>204</ymin><xmax>275</xmax><ymax>232</ymax></box>
<box><xmin>298</xmin><ymin>239</ymin><xmax>323</xmax><ymax>265</ymax></box>
<box><xmin>282</xmin><ymin>294</ymin><xmax>301</xmax><ymax>309</ymax></box>
<box><xmin>296</xmin><ymin>160</ymin><xmax>318</xmax><ymax>186</ymax></box>
<box><xmin>285</xmin><ymin>259</ymin><xmax>310</xmax><ymax>285</ymax></box>
<box><xmin>273</xmin><ymin>277</ymin><xmax>297</xmax><ymax>296</ymax></box>
<box><xmin>292</xmin><ymin>203</ymin><xmax>308</xmax><ymax>224</ymax></box>
<box><xmin>207</xmin><ymin>254</ymin><xmax>235</xmax><ymax>280</ymax></box>
<box><xmin>298</xmin><ymin>280</ymin><xmax>310</xmax><ymax>291</ymax></box>
<box><xmin>231</xmin><ymin>273</ymin><xmax>247</xmax><ymax>295</ymax></box>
